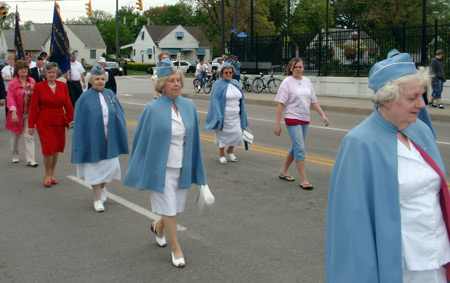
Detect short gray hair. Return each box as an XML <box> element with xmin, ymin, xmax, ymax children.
<box><xmin>155</xmin><ymin>70</ymin><xmax>185</xmax><ymax>94</ymax></box>
<box><xmin>42</xmin><ymin>62</ymin><xmax>62</xmax><ymax>78</ymax></box>
<box><xmin>371</xmin><ymin>67</ymin><xmax>430</xmax><ymax>106</ymax></box>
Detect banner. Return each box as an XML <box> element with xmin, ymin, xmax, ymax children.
<box><xmin>14</xmin><ymin>10</ymin><xmax>25</xmax><ymax>60</ymax></box>
<box><xmin>49</xmin><ymin>2</ymin><xmax>71</xmax><ymax>75</ymax></box>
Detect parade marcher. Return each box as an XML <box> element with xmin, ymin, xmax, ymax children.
<box><xmin>30</xmin><ymin>56</ymin><xmax>45</xmax><ymax>83</ymax></box>
<box><xmin>39</xmin><ymin>51</ymin><xmax>48</xmax><ymax>64</ymax></box>
<box><xmin>66</xmin><ymin>52</ymin><xmax>86</xmax><ymax>107</ymax></box>
<box><xmin>25</xmin><ymin>53</ymin><xmax>36</xmax><ymax>69</ymax></box>
<box><xmin>124</xmin><ymin>58</ymin><xmax>208</xmax><ymax>268</ymax></box>
<box><xmin>28</xmin><ymin>62</ymin><xmax>74</xmax><ymax>187</ymax></box>
<box><xmin>326</xmin><ymin>50</ymin><xmax>450</xmax><ymax>283</ymax></box>
<box><xmin>205</xmin><ymin>63</ymin><xmax>249</xmax><ymax>163</ymax></box>
<box><xmin>428</xmin><ymin>49</ymin><xmax>446</xmax><ymax>109</ymax></box>
<box><xmin>71</xmin><ymin>64</ymin><xmax>128</xmax><ymax>212</ymax></box>
<box><xmin>0</xmin><ymin>75</ymin><xmax>5</xmax><ymax>107</ymax></box>
<box><xmin>5</xmin><ymin>60</ymin><xmax>38</xmax><ymax>167</ymax></box>
<box><xmin>274</xmin><ymin>57</ymin><xmax>329</xmax><ymax>189</ymax></box>
<box><xmin>152</xmin><ymin>52</ymin><xmax>170</xmax><ymax>99</ymax></box>
<box><xmin>1</xmin><ymin>54</ymin><xmax>15</xmax><ymax>91</ymax></box>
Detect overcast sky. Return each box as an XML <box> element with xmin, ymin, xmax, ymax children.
<box><xmin>11</xmin><ymin>0</ymin><xmax>177</xmax><ymax>23</ymax></box>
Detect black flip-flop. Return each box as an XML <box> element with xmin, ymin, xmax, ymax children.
<box><xmin>279</xmin><ymin>174</ymin><xmax>295</xmax><ymax>182</ymax></box>
<box><xmin>300</xmin><ymin>183</ymin><xmax>314</xmax><ymax>190</ymax></box>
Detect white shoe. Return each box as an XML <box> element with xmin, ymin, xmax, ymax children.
<box><xmin>219</xmin><ymin>156</ymin><xmax>227</xmax><ymax>164</ymax></box>
<box><xmin>198</xmin><ymin>85</ymin><xmax>201</xmax><ymax>90</ymax></box>
<box><xmin>94</xmin><ymin>200</ymin><xmax>104</xmax><ymax>212</ymax></box>
<box><xmin>228</xmin><ymin>153</ymin><xmax>237</xmax><ymax>162</ymax></box>
<box><xmin>172</xmin><ymin>252</ymin><xmax>185</xmax><ymax>268</ymax></box>
<box><xmin>151</xmin><ymin>221</ymin><xmax>167</xmax><ymax>247</ymax></box>
<box><xmin>100</xmin><ymin>188</ymin><xmax>107</xmax><ymax>202</ymax></box>
<box><xmin>11</xmin><ymin>158</ymin><xmax>19</xmax><ymax>163</ymax></box>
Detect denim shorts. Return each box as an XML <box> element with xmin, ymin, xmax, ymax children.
<box><xmin>286</xmin><ymin>124</ymin><xmax>309</xmax><ymax>161</ymax></box>
<box><xmin>431</xmin><ymin>79</ymin><xmax>443</xmax><ymax>99</ymax></box>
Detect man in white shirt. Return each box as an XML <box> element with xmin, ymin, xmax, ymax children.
<box><xmin>66</xmin><ymin>52</ymin><xmax>86</xmax><ymax>107</ymax></box>
<box><xmin>26</xmin><ymin>53</ymin><xmax>36</xmax><ymax>69</ymax></box>
<box><xmin>195</xmin><ymin>59</ymin><xmax>207</xmax><ymax>89</ymax></box>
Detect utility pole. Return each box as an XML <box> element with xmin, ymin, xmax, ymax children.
<box><xmin>421</xmin><ymin>0</ymin><xmax>427</xmax><ymax>66</ymax></box>
<box><xmin>115</xmin><ymin>0</ymin><xmax>119</xmax><ymax>61</ymax></box>
<box><xmin>221</xmin><ymin>0</ymin><xmax>225</xmax><ymax>54</ymax></box>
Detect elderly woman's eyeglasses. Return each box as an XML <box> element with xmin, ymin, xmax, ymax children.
<box><xmin>223</xmin><ymin>71</ymin><xmax>233</xmax><ymax>75</ymax></box>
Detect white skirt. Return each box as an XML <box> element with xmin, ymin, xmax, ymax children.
<box><xmin>214</xmin><ymin>110</ymin><xmax>243</xmax><ymax>148</ymax></box>
<box><xmin>76</xmin><ymin>157</ymin><xmax>121</xmax><ymax>185</ymax></box>
<box><xmin>151</xmin><ymin>167</ymin><xmax>188</xmax><ymax>216</ymax></box>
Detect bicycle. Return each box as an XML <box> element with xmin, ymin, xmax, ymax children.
<box><xmin>252</xmin><ymin>73</ymin><xmax>283</xmax><ymax>94</ymax></box>
<box><xmin>193</xmin><ymin>74</ymin><xmax>215</xmax><ymax>94</ymax></box>
<box><xmin>240</xmin><ymin>72</ymin><xmax>252</xmax><ymax>92</ymax></box>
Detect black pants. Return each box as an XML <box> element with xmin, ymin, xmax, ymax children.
<box><xmin>67</xmin><ymin>81</ymin><xmax>83</xmax><ymax>108</ymax></box>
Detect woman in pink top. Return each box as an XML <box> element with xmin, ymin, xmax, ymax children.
<box><xmin>274</xmin><ymin>58</ymin><xmax>329</xmax><ymax>190</ymax></box>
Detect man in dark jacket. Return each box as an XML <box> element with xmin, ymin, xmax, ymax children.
<box><xmin>429</xmin><ymin>49</ymin><xmax>446</xmax><ymax>109</ymax></box>
<box><xmin>30</xmin><ymin>56</ymin><xmax>45</xmax><ymax>83</ymax></box>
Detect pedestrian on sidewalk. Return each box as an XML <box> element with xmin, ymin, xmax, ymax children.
<box><xmin>429</xmin><ymin>49</ymin><xmax>446</xmax><ymax>109</ymax></box>
<box><xmin>274</xmin><ymin>57</ymin><xmax>329</xmax><ymax>190</ymax></box>
<box><xmin>5</xmin><ymin>60</ymin><xmax>38</xmax><ymax>167</ymax></box>
<box><xmin>205</xmin><ymin>62</ymin><xmax>249</xmax><ymax>164</ymax></box>
<box><xmin>124</xmin><ymin>59</ymin><xmax>208</xmax><ymax>268</ymax></box>
<box><xmin>71</xmin><ymin>64</ymin><xmax>129</xmax><ymax>212</ymax></box>
<box><xmin>326</xmin><ymin>49</ymin><xmax>450</xmax><ymax>283</ymax></box>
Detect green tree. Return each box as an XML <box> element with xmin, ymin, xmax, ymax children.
<box><xmin>290</xmin><ymin>0</ymin><xmax>333</xmax><ymax>34</ymax></box>
<box><xmin>97</xmin><ymin>19</ymin><xmax>134</xmax><ymax>55</ymax></box>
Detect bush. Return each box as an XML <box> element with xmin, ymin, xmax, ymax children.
<box><xmin>121</xmin><ymin>62</ymin><xmax>156</xmax><ymax>71</ymax></box>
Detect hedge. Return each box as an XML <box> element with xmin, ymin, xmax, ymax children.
<box><xmin>121</xmin><ymin>62</ymin><xmax>156</xmax><ymax>71</ymax></box>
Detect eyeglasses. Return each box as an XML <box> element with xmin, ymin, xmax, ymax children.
<box><xmin>223</xmin><ymin>71</ymin><xmax>233</xmax><ymax>74</ymax></box>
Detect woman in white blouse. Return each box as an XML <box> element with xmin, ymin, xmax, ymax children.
<box><xmin>326</xmin><ymin>50</ymin><xmax>450</xmax><ymax>283</ymax></box>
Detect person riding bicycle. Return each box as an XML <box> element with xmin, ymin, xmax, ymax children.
<box><xmin>195</xmin><ymin>59</ymin><xmax>207</xmax><ymax>90</ymax></box>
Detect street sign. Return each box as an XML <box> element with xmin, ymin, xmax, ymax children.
<box><xmin>237</xmin><ymin>32</ymin><xmax>247</xmax><ymax>38</ymax></box>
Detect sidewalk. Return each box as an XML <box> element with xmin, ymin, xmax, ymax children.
<box><xmin>183</xmin><ymin>88</ymin><xmax>450</xmax><ymax>122</ymax></box>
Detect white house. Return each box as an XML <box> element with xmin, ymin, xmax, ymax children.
<box><xmin>0</xmin><ymin>23</ymin><xmax>106</xmax><ymax>67</ymax></box>
<box><xmin>123</xmin><ymin>25</ymin><xmax>211</xmax><ymax>64</ymax></box>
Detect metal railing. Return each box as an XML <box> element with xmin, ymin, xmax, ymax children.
<box><xmin>229</xmin><ymin>22</ymin><xmax>450</xmax><ymax>77</ymax></box>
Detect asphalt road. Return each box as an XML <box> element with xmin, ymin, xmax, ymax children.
<box><xmin>1</xmin><ymin>75</ymin><xmax>449</xmax><ymax>283</ymax></box>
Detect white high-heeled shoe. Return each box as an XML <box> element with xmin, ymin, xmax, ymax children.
<box><xmin>172</xmin><ymin>252</ymin><xmax>185</xmax><ymax>268</ymax></box>
<box><xmin>219</xmin><ymin>156</ymin><xmax>227</xmax><ymax>164</ymax></box>
<box><xmin>151</xmin><ymin>220</ymin><xmax>167</xmax><ymax>247</ymax></box>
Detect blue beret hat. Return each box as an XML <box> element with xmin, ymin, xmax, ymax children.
<box><xmin>156</xmin><ymin>58</ymin><xmax>175</xmax><ymax>78</ymax></box>
<box><xmin>222</xmin><ymin>62</ymin><xmax>233</xmax><ymax>68</ymax></box>
<box><xmin>368</xmin><ymin>49</ymin><xmax>417</xmax><ymax>94</ymax></box>
<box><xmin>91</xmin><ymin>63</ymin><xmax>105</xmax><ymax>75</ymax></box>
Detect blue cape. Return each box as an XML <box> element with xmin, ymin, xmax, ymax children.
<box><xmin>124</xmin><ymin>94</ymin><xmax>207</xmax><ymax>192</ymax></box>
<box><xmin>71</xmin><ymin>87</ymin><xmax>129</xmax><ymax>164</ymax></box>
<box><xmin>204</xmin><ymin>78</ymin><xmax>249</xmax><ymax>130</ymax></box>
<box><xmin>326</xmin><ymin>109</ymin><xmax>446</xmax><ymax>282</ymax></box>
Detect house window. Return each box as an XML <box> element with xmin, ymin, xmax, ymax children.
<box><xmin>175</xmin><ymin>31</ymin><xmax>184</xmax><ymax>40</ymax></box>
<box><xmin>90</xmin><ymin>49</ymin><xmax>96</xmax><ymax>59</ymax></box>
<box><xmin>134</xmin><ymin>49</ymin><xmax>136</xmax><ymax>56</ymax></box>
<box><xmin>148</xmin><ymin>54</ymin><xmax>152</xmax><ymax>59</ymax></box>
<box><xmin>141</xmin><ymin>31</ymin><xmax>144</xmax><ymax>40</ymax></box>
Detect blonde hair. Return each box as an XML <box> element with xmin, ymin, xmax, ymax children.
<box><xmin>155</xmin><ymin>70</ymin><xmax>185</xmax><ymax>94</ymax></box>
<box><xmin>371</xmin><ymin>67</ymin><xmax>430</xmax><ymax>106</ymax></box>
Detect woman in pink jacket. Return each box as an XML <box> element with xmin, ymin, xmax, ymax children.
<box><xmin>5</xmin><ymin>60</ymin><xmax>38</xmax><ymax>167</ymax></box>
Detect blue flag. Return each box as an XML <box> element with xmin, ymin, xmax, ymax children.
<box><xmin>49</xmin><ymin>2</ymin><xmax>71</xmax><ymax>75</ymax></box>
<box><xmin>14</xmin><ymin>11</ymin><xmax>25</xmax><ymax>60</ymax></box>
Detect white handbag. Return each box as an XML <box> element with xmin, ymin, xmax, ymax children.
<box><xmin>195</xmin><ymin>185</ymin><xmax>215</xmax><ymax>214</ymax></box>
<box><xmin>243</xmin><ymin>128</ymin><xmax>254</xmax><ymax>144</ymax></box>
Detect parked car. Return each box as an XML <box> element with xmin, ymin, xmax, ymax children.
<box><xmin>172</xmin><ymin>60</ymin><xmax>194</xmax><ymax>73</ymax></box>
<box><xmin>105</xmin><ymin>62</ymin><xmax>123</xmax><ymax>76</ymax></box>
<box><xmin>120</xmin><ymin>58</ymin><xmax>135</xmax><ymax>63</ymax></box>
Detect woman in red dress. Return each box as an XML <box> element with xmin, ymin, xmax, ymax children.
<box><xmin>28</xmin><ymin>62</ymin><xmax>74</xmax><ymax>187</ymax></box>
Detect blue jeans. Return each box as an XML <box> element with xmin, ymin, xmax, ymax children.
<box><xmin>432</xmin><ymin>79</ymin><xmax>443</xmax><ymax>99</ymax></box>
<box><xmin>196</xmin><ymin>72</ymin><xmax>205</xmax><ymax>82</ymax></box>
<box><xmin>286</xmin><ymin>124</ymin><xmax>309</xmax><ymax>161</ymax></box>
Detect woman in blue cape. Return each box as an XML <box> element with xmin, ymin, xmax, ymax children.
<box><xmin>124</xmin><ymin>59</ymin><xmax>208</xmax><ymax>268</ymax></box>
<box><xmin>204</xmin><ymin>63</ymin><xmax>249</xmax><ymax>164</ymax></box>
<box><xmin>326</xmin><ymin>50</ymin><xmax>450</xmax><ymax>283</ymax></box>
<box><xmin>71</xmin><ymin>64</ymin><xmax>128</xmax><ymax>212</ymax></box>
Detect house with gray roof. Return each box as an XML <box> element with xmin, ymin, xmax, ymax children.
<box><xmin>124</xmin><ymin>25</ymin><xmax>211</xmax><ymax>64</ymax></box>
<box><xmin>0</xmin><ymin>23</ymin><xmax>106</xmax><ymax>67</ymax></box>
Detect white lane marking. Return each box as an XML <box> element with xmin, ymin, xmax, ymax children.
<box><xmin>120</xmin><ymin>101</ymin><xmax>450</xmax><ymax>145</ymax></box>
<box><xmin>118</xmin><ymin>93</ymin><xmax>134</xmax><ymax>97</ymax></box>
<box><xmin>67</xmin><ymin>175</ymin><xmax>187</xmax><ymax>232</ymax></box>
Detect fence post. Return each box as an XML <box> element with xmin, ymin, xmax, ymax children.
<box><xmin>255</xmin><ymin>32</ymin><xmax>258</xmax><ymax>73</ymax></box>
<box><xmin>318</xmin><ymin>29</ymin><xmax>322</xmax><ymax>76</ymax></box>
<box><xmin>402</xmin><ymin>21</ymin><xmax>406</xmax><ymax>52</ymax></box>
<box><xmin>229</xmin><ymin>33</ymin><xmax>234</xmax><ymax>55</ymax></box>
<box><xmin>356</xmin><ymin>25</ymin><xmax>360</xmax><ymax>77</ymax></box>
<box><xmin>435</xmin><ymin>17</ymin><xmax>438</xmax><ymax>54</ymax></box>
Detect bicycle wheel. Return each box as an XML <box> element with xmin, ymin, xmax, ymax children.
<box><xmin>268</xmin><ymin>78</ymin><xmax>282</xmax><ymax>94</ymax></box>
<box><xmin>252</xmin><ymin>78</ymin><xmax>264</xmax><ymax>93</ymax></box>
<box><xmin>193</xmin><ymin>79</ymin><xmax>201</xmax><ymax>93</ymax></box>
<box><xmin>203</xmin><ymin>79</ymin><xmax>212</xmax><ymax>94</ymax></box>
<box><xmin>243</xmin><ymin>79</ymin><xmax>252</xmax><ymax>92</ymax></box>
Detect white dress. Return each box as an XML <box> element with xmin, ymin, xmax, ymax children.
<box><xmin>150</xmin><ymin>107</ymin><xmax>188</xmax><ymax>216</ymax></box>
<box><xmin>214</xmin><ymin>83</ymin><xmax>243</xmax><ymax>147</ymax></box>
<box><xmin>76</xmin><ymin>92</ymin><xmax>121</xmax><ymax>185</ymax></box>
